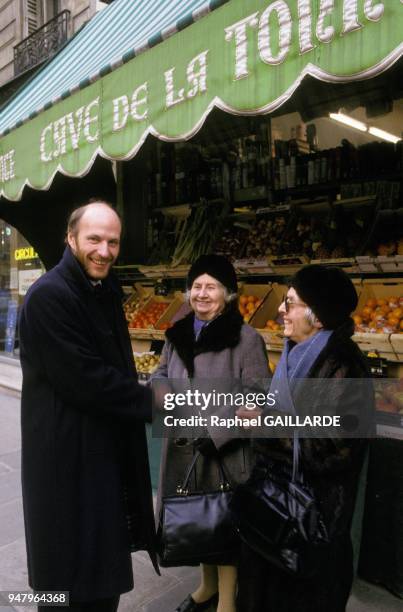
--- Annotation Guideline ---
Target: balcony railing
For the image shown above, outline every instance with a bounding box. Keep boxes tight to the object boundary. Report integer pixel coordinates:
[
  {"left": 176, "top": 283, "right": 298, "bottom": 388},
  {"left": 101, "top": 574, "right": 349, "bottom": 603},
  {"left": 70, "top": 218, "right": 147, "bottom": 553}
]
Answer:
[{"left": 14, "top": 10, "right": 71, "bottom": 76}]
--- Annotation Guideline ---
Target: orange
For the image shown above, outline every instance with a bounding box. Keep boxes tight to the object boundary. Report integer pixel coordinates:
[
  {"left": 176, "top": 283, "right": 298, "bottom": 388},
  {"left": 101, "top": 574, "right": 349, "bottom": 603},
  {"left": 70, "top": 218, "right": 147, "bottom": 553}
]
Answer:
[
  {"left": 366, "top": 298, "right": 377, "bottom": 309},
  {"left": 353, "top": 315, "right": 363, "bottom": 326},
  {"left": 379, "top": 304, "right": 391, "bottom": 316},
  {"left": 392, "top": 307, "right": 402, "bottom": 319},
  {"left": 370, "top": 310, "right": 383, "bottom": 322},
  {"left": 240, "top": 295, "right": 248, "bottom": 305},
  {"left": 361, "top": 307, "right": 373, "bottom": 320},
  {"left": 247, "top": 295, "right": 256, "bottom": 303},
  {"left": 246, "top": 302, "right": 256, "bottom": 313},
  {"left": 377, "top": 298, "right": 387, "bottom": 307},
  {"left": 388, "top": 317, "right": 399, "bottom": 329}
]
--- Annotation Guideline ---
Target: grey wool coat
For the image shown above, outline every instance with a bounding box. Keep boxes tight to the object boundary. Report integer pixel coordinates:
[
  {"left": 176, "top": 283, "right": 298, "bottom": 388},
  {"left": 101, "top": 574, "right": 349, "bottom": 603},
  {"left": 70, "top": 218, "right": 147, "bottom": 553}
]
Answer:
[{"left": 151, "top": 307, "right": 270, "bottom": 564}]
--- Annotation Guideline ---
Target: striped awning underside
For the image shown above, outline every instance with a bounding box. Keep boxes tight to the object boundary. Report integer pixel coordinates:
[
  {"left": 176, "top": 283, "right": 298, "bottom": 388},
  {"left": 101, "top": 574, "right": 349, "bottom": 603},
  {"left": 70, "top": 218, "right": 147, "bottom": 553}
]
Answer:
[{"left": 0, "top": 0, "right": 229, "bottom": 136}]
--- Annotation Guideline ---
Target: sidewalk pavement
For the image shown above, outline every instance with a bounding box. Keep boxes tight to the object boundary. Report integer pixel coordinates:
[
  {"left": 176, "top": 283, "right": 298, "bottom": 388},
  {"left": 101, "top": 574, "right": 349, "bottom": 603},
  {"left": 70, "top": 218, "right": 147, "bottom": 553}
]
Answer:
[
  {"left": 0, "top": 374, "right": 402, "bottom": 611},
  {"left": 0, "top": 357, "right": 22, "bottom": 394}
]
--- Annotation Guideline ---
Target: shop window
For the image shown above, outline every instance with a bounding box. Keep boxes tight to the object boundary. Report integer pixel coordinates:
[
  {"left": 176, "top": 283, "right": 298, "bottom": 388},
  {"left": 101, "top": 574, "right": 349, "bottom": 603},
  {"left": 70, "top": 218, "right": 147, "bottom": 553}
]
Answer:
[{"left": 0, "top": 222, "right": 45, "bottom": 358}]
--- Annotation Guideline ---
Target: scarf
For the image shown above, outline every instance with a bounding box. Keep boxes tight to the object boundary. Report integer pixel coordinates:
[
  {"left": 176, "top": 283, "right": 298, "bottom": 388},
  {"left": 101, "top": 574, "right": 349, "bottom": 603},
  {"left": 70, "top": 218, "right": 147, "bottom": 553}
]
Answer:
[
  {"left": 193, "top": 316, "right": 209, "bottom": 340},
  {"left": 270, "top": 330, "right": 333, "bottom": 414}
]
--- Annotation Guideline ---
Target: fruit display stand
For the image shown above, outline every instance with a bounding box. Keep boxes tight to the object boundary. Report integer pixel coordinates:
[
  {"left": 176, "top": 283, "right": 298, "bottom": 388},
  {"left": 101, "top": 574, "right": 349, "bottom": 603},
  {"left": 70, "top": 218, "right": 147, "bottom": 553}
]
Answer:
[
  {"left": 352, "top": 279, "right": 403, "bottom": 362},
  {"left": 123, "top": 283, "right": 154, "bottom": 326},
  {"left": 311, "top": 257, "right": 358, "bottom": 273},
  {"left": 128, "top": 293, "right": 184, "bottom": 340},
  {"left": 238, "top": 284, "right": 270, "bottom": 324},
  {"left": 267, "top": 254, "right": 309, "bottom": 276},
  {"left": 376, "top": 255, "right": 403, "bottom": 273},
  {"left": 153, "top": 295, "right": 190, "bottom": 337},
  {"left": 356, "top": 256, "right": 403, "bottom": 275},
  {"left": 391, "top": 334, "right": 403, "bottom": 363},
  {"left": 133, "top": 352, "right": 161, "bottom": 381},
  {"left": 251, "top": 283, "right": 287, "bottom": 352},
  {"left": 233, "top": 258, "right": 275, "bottom": 275}
]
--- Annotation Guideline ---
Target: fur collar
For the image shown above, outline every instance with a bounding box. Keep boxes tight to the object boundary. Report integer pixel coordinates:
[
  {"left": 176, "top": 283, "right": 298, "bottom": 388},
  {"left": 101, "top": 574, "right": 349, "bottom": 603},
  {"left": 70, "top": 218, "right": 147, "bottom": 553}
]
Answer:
[{"left": 166, "top": 308, "right": 243, "bottom": 377}]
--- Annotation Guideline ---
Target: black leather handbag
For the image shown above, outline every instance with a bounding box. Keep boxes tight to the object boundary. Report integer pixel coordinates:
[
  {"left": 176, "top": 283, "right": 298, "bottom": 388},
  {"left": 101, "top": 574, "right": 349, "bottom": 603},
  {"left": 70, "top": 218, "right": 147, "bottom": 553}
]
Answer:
[
  {"left": 157, "top": 451, "right": 239, "bottom": 567},
  {"left": 230, "top": 434, "right": 331, "bottom": 577}
]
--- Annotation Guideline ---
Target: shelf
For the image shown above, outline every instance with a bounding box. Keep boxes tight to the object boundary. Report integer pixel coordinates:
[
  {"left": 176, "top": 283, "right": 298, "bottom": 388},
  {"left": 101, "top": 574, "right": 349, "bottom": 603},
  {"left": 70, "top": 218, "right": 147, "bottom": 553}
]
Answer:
[
  {"left": 333, "top": 195, "right": 377, "bottom": 209},
  {"left": 273, "top": 182, "right": 339, "bottom": 197},
  {"left": 153, "top": 204, "right": 191, "bottom": 217},
  {"left": 152, "top": 198, "right": 227, "bottom": 215},
  {"left": 256, "top": 204, "right": 291, "bottom": 214}
]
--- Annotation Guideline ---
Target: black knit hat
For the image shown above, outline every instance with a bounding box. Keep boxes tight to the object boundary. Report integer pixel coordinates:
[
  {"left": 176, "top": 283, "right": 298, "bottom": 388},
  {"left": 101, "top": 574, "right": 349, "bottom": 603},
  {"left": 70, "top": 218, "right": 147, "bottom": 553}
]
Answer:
[
  {"left": 187, "top": 254, "right": 238, "bottom": 293},
  {"left": 290, "top": 265, "right": 358, "bottom": 330}
]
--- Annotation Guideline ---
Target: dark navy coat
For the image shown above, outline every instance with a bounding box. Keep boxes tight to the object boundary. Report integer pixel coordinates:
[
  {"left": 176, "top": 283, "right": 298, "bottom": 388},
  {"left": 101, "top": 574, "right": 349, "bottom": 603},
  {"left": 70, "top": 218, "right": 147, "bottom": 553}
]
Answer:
[
  {"left": 19, "top": 247, "right": 158, "bottom": 602},
  {"left": 239, "top": 321, "right": 374, "bottom": 612}
]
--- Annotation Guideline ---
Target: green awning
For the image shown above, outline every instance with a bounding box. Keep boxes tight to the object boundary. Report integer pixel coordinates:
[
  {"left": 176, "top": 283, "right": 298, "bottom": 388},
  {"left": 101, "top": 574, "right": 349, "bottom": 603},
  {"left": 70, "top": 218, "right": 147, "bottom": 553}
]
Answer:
[{"left": 0, "top": 0, "right": 402, "bottom": 201}]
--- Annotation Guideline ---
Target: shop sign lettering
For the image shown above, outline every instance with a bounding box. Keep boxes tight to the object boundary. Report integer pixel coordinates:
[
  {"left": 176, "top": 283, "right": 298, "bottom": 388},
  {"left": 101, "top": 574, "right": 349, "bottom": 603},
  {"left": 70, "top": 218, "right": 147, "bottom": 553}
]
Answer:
[
  {"left": 33, "top": 0, "right": 392, "bottom": 167},
  {"left": 164, "top": 50, "right": 209, "bottom": 109},
  {"left": 14, "top": 247, "right": 39, "bottom": 261},
  {"left": 225, "top": 0, "right": 385, "bottom": 79},
  {"left": 112, "top": 82, "right": 148, "bottom": 131},
  {"left": 0, "top": 149, "right": 15, "bottom": 183},
  {"left": 40, "top": 97, "right": 100, "bottom": 162}
]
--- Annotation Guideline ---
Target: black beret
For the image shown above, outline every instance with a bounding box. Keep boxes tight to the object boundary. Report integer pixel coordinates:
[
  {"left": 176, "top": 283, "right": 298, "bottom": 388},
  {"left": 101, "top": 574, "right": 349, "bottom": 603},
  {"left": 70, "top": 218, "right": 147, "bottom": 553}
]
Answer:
[
  {"left": 290, "top": 265, "right": 358, "bottom": 330},
  {"left": 187, "top": 254, "right": 238, "bottom": 294}
]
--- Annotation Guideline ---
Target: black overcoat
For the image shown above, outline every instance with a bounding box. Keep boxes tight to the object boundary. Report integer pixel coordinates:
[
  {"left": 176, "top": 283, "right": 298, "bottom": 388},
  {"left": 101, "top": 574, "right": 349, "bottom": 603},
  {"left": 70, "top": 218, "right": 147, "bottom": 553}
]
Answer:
[
  {"left": 238, "top": 321, "right": 375, "bottom": 612},
  {"left": 19, "top": 247, "right": 158, "bottom": 602}
]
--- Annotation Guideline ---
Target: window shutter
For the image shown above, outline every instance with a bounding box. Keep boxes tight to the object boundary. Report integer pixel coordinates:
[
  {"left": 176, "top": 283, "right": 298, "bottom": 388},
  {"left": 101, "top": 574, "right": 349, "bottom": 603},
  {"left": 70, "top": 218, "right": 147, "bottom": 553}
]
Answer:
[{"left": 26, "top": 0, "right": 41, "bottom": 35}]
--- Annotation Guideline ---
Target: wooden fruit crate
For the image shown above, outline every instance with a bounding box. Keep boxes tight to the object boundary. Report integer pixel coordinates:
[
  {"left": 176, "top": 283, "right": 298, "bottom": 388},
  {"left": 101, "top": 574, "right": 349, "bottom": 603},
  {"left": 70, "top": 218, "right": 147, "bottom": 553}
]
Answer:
[{"left": 252, "top": 283, "right": 287, "bottom": 352}]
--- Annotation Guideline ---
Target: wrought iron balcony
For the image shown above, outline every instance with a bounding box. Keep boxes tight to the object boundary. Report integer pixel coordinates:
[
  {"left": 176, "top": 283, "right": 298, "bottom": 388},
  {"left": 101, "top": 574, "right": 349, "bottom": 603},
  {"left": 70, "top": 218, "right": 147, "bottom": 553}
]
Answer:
[{"left": 14, "top": 10, "right": 71, "bottom": 77}]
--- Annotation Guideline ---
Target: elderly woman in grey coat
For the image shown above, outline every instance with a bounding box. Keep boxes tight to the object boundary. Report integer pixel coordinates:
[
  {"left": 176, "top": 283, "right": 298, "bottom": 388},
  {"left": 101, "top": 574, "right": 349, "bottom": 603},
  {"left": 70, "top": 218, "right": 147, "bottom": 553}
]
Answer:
[{"left": 152, "top": 254, "right": 269, "bottom": 612}]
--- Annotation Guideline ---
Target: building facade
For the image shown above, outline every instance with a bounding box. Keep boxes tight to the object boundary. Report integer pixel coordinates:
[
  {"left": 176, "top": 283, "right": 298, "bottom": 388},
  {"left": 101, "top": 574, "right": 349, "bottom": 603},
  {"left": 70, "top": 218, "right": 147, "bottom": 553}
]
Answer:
[
  {"left": 0, "top": 0, "right": 110, "bottom": 87},
  {"left": 0, "top": 0, "right": 112, "bottom": 355}
]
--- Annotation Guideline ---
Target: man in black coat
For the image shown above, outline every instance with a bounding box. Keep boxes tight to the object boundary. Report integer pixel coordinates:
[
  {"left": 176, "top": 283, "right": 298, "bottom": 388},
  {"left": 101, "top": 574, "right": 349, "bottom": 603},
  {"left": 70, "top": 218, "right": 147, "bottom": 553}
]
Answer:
[{"left": 19, "top": 201, "right": 158, "bottom": 612}]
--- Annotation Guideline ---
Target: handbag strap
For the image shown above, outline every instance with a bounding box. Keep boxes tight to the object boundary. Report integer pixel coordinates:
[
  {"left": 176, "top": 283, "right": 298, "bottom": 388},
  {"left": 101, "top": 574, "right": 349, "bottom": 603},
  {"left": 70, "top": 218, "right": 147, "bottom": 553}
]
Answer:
[
  {"left": 292, "top": 430, "right": 301, "bottom": 483},
  {"left": 287, "top": 387, "right": 302, "bottom": 484},
  {"left": 178, "top": 450, "right": 232, "bottom": 494}
]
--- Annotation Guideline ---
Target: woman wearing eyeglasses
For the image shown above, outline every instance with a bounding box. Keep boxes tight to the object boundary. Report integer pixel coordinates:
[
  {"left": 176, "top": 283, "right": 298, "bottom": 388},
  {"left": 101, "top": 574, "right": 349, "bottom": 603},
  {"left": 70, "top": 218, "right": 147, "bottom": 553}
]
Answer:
[{"left": 237, "top": 264, "right": 374, "bottom": 612}]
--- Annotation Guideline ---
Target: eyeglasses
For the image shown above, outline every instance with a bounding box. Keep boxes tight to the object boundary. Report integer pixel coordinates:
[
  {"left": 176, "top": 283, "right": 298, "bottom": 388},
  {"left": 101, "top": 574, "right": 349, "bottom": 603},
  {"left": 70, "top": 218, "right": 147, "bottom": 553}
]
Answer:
[{"left": 281, "top": 294, "right": 307, "bottom": 313}]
